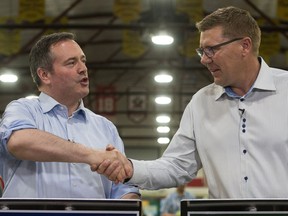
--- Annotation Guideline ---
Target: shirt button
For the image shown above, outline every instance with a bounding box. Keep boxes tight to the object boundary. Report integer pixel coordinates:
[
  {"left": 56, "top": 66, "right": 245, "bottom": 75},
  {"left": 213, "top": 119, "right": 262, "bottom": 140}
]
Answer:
[
  {"left": 242, "top": 124, "right": 246, "bottom": 128},
  {"left": 242, "top": 129, "right": 246, "bottom": 133},
  {"left": 244, "top": 176, "right": 248, "bottom": 181},
  {"left": 240, "top": 98, "right": 245, "bottom": 102},
  {"left": 243, "top": 149, "right": 247, "bottom": 154},
  {"left": 243, "top": 118, "right": 246, "bottom": 122}
]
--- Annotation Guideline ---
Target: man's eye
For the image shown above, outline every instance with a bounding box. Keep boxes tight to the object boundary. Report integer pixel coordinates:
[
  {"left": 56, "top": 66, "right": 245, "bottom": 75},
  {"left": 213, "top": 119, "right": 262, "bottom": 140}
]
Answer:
[
  {"left": 67, "top": 61, "right": 75, "bottom": 65},
  {"left": 205, "top": 47, "right": 213, "bottom": 53}
]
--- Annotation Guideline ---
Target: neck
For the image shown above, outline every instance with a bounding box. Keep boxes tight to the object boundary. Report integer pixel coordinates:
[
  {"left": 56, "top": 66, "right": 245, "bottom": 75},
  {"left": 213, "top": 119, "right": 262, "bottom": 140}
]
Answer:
[
  {"left": 41, "top": 90, "right": 81, "bottom": 116},
  {"left": 231, "top": 57, "right": 260, "bottom": 96},
  {"left": 66, "top": 100, "right": 81, "bottom": 116}
]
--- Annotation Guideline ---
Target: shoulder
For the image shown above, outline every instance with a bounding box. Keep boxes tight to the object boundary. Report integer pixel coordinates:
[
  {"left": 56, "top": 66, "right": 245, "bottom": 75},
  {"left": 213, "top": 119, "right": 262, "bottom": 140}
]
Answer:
[
  {"left": 261, "top": 58, "right": 288, "bottom": 79},
  {"left": 189, "top": 83, "right": 221, "bottom": 105},
  {"left": 5, "top": 97, "right": 41, "bottom": 112},
  {"left": 195, "top": 83, "right": 219, "bottom": 95},
  {"left": 270, "top": 67, "right": 288, "bottom": 77}
]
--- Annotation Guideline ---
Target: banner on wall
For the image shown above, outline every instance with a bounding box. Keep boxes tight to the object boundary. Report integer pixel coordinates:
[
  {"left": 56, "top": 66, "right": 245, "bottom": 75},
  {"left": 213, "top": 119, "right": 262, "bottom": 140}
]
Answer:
[
  {"left": 127, "top": 88, "right": 148, "bottom": 123},
  {"left": 19, "top": 0, "right": 45, "bottom": 23},
  {"left": 113, "top": 0, "right": 141, "bottom": 23},
  {"left": 95, "top": 85, "right": 116, "bottom": 115},
  {"left": 277, "top": 0, "right": 288, "bottom": 22},
  {"left": 122, "top": 30, "right": 147, "bottom": 58},
  {"left": 0, "top": 17, "right": 21, "bottom": 56}
]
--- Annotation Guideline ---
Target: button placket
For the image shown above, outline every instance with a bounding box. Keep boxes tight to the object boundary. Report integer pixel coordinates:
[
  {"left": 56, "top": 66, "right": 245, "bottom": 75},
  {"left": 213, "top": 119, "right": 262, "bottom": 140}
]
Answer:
[{"left": 238, "top": 97, "right": 249, "bottom": 194}]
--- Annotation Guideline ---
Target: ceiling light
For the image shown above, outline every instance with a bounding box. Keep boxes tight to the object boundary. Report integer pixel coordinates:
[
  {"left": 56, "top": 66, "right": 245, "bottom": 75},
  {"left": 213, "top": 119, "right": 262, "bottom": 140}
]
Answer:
[
  {"left": 155, "top": 96, "right": 171, "bottom": 105},
  {"left": 154, "top": 74, "right": 173, "bottom": 83},
  {"left": 156, "top": 115, "right": 170, "bottom": 123},
  {"left": 157, "top": 137, "right": 170, "bottom": 144},
  {"left": 26, "top": 95, "right": 39, "bottom": 99},
  {"left": 0, "top": 74, "right": 18, "bottom": 83},
  {"left": 151, "top": 31, "right": 174, "bottom": 45},
  {"left": 157, "top": 126, "right": 170, "bottom": 133}
]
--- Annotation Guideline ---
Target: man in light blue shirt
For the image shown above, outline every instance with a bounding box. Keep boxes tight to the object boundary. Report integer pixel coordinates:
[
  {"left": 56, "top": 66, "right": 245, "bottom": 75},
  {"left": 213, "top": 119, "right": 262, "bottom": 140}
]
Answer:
[
  {"left": 0, "top": 32, "right": 139, "bottom": 199},
  {"left": 160, "top": 185, "right": 194, "bottom": 216}
]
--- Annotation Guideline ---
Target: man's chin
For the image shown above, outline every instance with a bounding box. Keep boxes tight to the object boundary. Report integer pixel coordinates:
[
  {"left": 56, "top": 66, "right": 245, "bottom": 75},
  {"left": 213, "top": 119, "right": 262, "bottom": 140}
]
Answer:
[
  {"left": 213, "top": 78, "right": 221, "bottom": 85},
  {"left": 80, "top": 90, "right": 89, "bottom": 98}
]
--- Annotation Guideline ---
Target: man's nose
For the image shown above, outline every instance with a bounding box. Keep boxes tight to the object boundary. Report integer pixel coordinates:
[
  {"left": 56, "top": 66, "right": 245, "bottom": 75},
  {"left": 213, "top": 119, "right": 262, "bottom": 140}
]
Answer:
[
  {"left": 78, "top": 63, "right": 88, "bottom": 74},
  {"left": 200, "top": 54, "right": 212, "bottom": 65}
]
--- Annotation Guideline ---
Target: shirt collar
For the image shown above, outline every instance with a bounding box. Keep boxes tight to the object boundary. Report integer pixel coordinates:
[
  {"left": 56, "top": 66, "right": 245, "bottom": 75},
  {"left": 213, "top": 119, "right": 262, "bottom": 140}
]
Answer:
[
  {"left": 214, "top": 57, "right": 276, "bottom": 100},
  {"left": 39, "top": 92, "right": 87, "bottom": 119}
]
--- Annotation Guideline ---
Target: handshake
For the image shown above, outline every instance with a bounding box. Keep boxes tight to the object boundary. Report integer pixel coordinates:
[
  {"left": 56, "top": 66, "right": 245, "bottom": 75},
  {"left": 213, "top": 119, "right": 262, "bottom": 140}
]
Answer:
[{"left": 90, "top": 144, "right": 133, "bottom": 184}]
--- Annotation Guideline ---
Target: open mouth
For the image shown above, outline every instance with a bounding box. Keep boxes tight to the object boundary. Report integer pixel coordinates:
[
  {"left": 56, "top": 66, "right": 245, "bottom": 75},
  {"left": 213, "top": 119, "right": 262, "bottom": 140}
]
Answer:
[{"left": 80, "top": 77, "right": 89, "bottom": 85}]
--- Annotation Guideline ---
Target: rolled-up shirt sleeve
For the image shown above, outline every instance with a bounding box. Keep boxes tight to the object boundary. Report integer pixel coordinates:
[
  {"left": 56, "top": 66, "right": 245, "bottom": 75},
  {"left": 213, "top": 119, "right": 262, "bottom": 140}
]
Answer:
[{"left": 0, "top": 99, "right": 38, "bottom": 158}]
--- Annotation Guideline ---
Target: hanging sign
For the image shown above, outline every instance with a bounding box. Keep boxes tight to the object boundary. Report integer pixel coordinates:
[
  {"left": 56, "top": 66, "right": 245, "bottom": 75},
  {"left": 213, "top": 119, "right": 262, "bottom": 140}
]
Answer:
[
  {"left": 95, "top": 85, "right": 116, "bottom": 115},
  {"left": 0, "top": 18, "right": 20, "bottom": 56},
  {"left": 127, "top": 88, "right": 148, "bottom": 123},
  {"left": 19, "top": 0, "right": 45, "bottom": 22},
  {"left": 113, "top": 0, "right": 141, "bottom": 23},
  {"left": 277, "top": 0, "right": 288, "bottom": 22}
]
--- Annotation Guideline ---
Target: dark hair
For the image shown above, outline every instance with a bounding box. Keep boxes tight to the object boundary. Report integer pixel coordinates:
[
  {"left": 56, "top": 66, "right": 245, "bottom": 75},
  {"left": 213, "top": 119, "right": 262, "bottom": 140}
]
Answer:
[
  {"left": 29, "top": 32, "right": 76, "bottom": 87},
  {"left": 196, "top": 6, "right": 261, "bottom": 55}
]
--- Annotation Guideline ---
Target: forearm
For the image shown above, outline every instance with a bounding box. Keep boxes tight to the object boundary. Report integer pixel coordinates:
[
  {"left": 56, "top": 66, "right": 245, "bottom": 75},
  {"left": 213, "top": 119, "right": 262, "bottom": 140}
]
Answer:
[{"left": 7, "top": 128, "right": 104, "bottom": 165}]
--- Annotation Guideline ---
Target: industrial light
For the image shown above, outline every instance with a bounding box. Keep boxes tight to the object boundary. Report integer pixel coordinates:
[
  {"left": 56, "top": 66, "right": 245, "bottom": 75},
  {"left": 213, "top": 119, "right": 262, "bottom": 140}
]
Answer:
[
  {"left": 157, "top": 137, "right": 170, "bottom": 144},
  {"left": 26, "top": 95, "right": 39, "bottom": 99},
  {"left": 0, "top": 73, "right": 18, "bottom": 83},
  {"left": 156, "top": 115, "right": 170, "bottom": 123},
  {"left": 154, "top": 74, "right": 173, "bottom": 83},
  {"left": 155, "top": 96, "right": 171, "bottom": 105},
  {"left": 151, "top": 31, "right": 174, "bottom": 45},
  {"left": 157, "top": 126, "right": 170, "bottom": 133}
]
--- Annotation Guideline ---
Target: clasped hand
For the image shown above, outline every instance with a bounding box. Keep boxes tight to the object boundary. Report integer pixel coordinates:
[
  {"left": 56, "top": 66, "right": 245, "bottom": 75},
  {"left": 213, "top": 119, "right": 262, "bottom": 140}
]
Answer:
[{"left": 91, "top": 144, "right": 133, "bottom": 184}]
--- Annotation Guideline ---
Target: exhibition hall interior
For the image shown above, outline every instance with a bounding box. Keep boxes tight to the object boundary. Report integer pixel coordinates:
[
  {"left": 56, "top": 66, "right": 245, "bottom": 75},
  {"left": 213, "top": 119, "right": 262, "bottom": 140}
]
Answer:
[{"left": 0, "top": 0, "right": 288, "bottom": 215}]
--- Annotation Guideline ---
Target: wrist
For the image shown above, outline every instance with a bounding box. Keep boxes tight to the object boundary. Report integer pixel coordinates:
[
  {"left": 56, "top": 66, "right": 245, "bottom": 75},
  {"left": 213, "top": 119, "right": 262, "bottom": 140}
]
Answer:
[{"left": 124, "top": 159, "right": 133, "bottom": 183}]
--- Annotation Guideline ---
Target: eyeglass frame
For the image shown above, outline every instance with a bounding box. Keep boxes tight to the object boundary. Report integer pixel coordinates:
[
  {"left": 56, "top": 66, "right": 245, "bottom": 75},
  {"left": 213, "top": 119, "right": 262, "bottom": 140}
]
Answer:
[{"left": 196, "top": 37, "right": 244, "bottom": 58}]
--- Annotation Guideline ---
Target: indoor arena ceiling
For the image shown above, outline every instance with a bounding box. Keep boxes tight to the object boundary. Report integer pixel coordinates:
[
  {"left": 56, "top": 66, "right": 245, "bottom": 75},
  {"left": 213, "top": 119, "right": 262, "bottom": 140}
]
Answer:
[{"left": 0, "top": 0, "right": 288, "bottom": 150}]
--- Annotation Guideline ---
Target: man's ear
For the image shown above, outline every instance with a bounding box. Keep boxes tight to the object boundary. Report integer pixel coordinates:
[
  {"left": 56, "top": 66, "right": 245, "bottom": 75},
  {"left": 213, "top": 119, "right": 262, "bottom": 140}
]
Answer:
[
  {"left": 37, "top": 68, "right": 50, "bottom": 84},
  {"left": 241, "top": 37, "right": 252, "bottom": 54}
]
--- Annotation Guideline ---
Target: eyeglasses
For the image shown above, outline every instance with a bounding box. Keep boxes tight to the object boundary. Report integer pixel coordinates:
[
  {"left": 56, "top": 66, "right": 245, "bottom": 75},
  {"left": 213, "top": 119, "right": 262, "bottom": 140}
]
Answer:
[{"left": 196, "top": 37, "right": 243, "bottom": 58}]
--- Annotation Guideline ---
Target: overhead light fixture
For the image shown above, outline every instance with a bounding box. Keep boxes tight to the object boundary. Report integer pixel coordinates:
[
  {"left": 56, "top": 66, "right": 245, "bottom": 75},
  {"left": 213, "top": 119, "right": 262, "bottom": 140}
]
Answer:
[
  {"left": 151, "top": 31, "right": 174, "bottom": 45},
  {"left": 26, "top": 95, "right": 39, "bottom": 99},
  {"left": 156, "top": 114, "right": 170, "bottom": 123},
  {"left": 155, "top": 96, "right": 171, "bottom": 105},
  {"left": 154, "top": 74, "right": 173, "bottom": 83},
  {"left": 0, "top": 73, "right": 18, "bottom": 83},
  {"left": 157, "top": 137, "right": 170, "bottom": 144},
  {"left": 157, "top": 126, "right": 170, "bottom": 133}
]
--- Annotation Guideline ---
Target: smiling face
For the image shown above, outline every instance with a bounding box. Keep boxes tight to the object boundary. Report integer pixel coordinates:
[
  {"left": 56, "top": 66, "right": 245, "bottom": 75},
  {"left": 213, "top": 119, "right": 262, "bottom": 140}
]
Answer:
[
  {"left": 38, "top": 39, "right": 89, "bottom": 106},
  {"left": 199, "top": 26, "right": 244, "bottom": 87}
]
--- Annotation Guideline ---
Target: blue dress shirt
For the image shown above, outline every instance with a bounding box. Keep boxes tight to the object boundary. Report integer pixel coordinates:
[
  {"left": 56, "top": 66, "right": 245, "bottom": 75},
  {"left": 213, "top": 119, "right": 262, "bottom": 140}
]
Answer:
[
  {"left": 161, "top": 190, "right": 194, "bottom": 214},
  {"left": 0, "top": 93, "right": 139, "bottom": 198}
]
